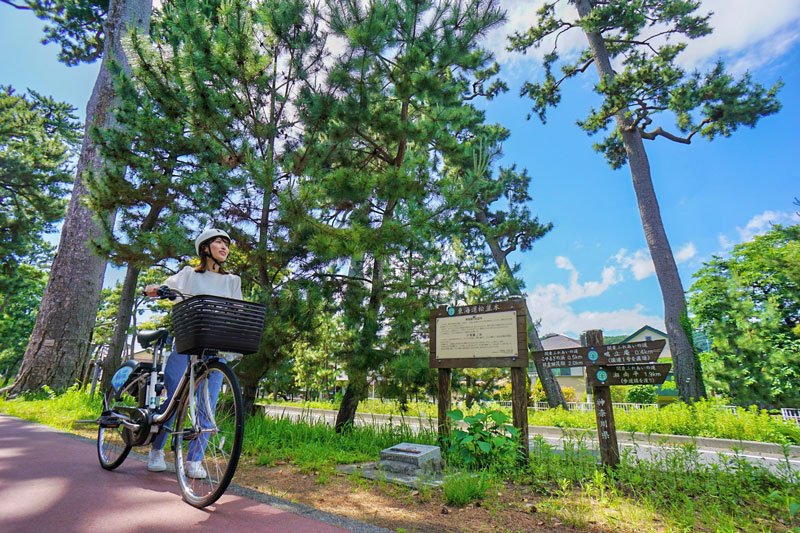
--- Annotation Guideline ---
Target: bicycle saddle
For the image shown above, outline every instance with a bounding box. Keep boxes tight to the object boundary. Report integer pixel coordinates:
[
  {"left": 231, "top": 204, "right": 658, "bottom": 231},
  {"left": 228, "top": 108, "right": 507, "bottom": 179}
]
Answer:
[{"left": 137, "top": 329, "right": 170, "bottom": 349}]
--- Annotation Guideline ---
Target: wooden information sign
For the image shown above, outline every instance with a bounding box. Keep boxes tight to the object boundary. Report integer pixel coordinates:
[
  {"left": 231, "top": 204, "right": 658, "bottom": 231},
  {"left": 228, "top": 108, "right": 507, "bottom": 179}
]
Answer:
[
  {"left": 430, "top": 298, "right": 529, "bottom": 459},
  {"left": 586, "top": 362, "right": 671, "bottom": 387},
  {"left": 430, "top": 299, "right": 528, "bottom": 369},
  {"left": 530, "top": 339, "right": 665, "bottom": 369}
]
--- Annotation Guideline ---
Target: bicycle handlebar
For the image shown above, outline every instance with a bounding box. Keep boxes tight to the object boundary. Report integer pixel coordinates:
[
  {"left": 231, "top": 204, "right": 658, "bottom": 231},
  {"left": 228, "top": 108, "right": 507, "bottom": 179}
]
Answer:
[{"left": 157, "top": 285, "right": 181, "bottom": 300}]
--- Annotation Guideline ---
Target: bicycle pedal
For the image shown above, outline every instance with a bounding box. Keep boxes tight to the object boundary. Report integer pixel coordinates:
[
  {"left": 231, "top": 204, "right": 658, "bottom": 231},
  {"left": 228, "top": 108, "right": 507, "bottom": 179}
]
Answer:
[{"left": 99, "top": 415, "right": 121, "bottom": 428}]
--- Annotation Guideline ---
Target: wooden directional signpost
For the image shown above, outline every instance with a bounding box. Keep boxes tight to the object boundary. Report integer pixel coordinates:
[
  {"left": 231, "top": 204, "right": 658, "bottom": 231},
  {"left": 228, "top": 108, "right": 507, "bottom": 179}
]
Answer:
[
  {"left": 531, "top": 330, "right": 670, "bottom": 467},
  {"left": 430, "top": 298, "right": 529, "bottom": 458},
  {"left": 535, "top": 339, "right": 666, "bottom": 369}
]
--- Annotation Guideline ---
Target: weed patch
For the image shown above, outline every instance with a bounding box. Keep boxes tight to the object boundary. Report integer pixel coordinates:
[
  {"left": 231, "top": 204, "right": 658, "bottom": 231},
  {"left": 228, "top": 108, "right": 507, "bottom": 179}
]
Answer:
[{"left": 442, "top": 471, "right": 494, "bottom": 507}]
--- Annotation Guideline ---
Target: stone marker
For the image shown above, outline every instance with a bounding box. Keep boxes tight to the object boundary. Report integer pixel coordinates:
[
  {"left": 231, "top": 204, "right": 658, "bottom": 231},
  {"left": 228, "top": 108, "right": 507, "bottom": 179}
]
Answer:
[{"left": 377, "top": 443, "right": 442, "bottom": 475}]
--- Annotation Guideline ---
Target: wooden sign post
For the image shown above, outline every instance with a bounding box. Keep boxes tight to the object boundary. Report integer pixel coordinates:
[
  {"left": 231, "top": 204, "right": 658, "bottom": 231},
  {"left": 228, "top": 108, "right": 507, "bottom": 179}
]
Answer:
[
  {"left": 430, "top": 298, "right": 529, "bottom": 459},
  {"left": 531, "top": 329, "right": 671, "bottom": 468},
  {"left": 582, "top": 330, "right": 619, "bottom": 467}
]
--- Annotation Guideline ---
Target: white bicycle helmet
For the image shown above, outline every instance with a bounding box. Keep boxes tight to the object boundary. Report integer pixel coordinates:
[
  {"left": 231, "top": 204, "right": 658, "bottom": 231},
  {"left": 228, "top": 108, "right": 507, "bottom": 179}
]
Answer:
[{"left": 195, "top": 228, "right": 231, "bottom": 255}]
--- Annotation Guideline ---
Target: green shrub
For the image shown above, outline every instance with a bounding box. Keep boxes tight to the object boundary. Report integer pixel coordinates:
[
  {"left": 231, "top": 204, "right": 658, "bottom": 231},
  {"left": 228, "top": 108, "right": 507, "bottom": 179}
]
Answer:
[
  {"left": 529, "top": 380, "right": 546, "bottom": 403},
  {"left": 445, "top": 409, "right": 520, "bottom": 471},
  {"left": 625, "top": 385, "right": 657, "bottom": 404}
]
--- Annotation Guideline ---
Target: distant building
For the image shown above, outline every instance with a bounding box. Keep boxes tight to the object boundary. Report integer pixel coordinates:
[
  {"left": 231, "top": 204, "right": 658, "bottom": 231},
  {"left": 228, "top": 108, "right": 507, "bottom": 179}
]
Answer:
[{"left": 620, "top": 325, "right": 672, "bottom": 360}]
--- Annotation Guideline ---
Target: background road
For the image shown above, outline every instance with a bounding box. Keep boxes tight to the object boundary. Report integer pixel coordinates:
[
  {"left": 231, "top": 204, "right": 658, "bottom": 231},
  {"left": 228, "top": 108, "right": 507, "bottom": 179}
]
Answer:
[
  {"left": 260, "top": 404, "right": 800, "bottom": 475},
  {"left": 0, "top": 415, "right": 388, "bottom": 533}
]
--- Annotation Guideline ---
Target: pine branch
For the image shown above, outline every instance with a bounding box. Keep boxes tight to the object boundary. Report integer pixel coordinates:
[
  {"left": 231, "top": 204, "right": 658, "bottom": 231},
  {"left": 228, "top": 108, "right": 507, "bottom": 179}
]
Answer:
[
  {"left": 1, "top": 0, "right": 31, "bottom": 9},
  {"left": 640, "top": 118, "right": 711, "bottom": 145}
]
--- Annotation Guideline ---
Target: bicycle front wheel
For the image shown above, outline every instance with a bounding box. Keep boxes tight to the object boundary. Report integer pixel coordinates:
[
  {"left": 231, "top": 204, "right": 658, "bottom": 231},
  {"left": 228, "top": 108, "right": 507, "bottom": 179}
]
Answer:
[
  {"left": 173, "top": 360, "right": 244, "bottom": 508},
  {"left": 97, "top": 391, "right": 132, "bottom": 470}
]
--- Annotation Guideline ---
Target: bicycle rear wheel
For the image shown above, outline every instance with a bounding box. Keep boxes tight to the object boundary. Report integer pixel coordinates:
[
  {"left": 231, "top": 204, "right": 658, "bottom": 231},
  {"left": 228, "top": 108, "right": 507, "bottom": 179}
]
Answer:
[{"left": 174, "top": 360, "right": 244, "bottom": 508}]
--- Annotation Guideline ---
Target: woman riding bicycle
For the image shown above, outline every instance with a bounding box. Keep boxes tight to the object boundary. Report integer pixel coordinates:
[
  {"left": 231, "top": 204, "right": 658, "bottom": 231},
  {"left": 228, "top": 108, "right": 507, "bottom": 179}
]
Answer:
[{"left": 144, "top": 228, "right": 242, "bottom": 476}]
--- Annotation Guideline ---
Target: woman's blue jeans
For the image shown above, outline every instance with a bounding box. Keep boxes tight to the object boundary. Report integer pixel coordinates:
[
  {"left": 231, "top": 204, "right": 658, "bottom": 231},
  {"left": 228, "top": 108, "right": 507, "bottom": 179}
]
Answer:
[{"left": 152, "top": 351, "right": 223, "bottom": 462}]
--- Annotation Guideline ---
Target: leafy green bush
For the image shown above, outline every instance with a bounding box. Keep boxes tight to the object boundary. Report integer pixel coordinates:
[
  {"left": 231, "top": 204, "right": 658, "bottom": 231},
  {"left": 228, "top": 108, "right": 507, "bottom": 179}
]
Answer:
[
  {"left": 445, "top": 409, "right": 520, "bottom": 471},
  {"left": 625, "top": 385, "right": 657, "bottom": 404}
]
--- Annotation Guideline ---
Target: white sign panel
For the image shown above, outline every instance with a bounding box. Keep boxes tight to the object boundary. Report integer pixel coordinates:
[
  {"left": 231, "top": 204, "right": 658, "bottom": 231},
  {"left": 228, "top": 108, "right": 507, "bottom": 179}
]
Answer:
[{"left": 435, "top": 310, "right": 518, "bottom": 359}]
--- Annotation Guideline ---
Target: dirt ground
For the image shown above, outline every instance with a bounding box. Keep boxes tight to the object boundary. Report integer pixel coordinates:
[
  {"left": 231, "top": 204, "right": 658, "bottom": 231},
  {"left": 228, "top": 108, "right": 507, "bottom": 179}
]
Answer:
[{"left": 234, "top": 458, "right": 608, "bottom": 533}]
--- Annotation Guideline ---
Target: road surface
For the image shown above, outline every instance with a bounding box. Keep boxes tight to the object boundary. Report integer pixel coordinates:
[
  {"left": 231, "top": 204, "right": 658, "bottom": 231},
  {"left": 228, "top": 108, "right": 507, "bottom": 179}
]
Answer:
[{"left": 0, "top": 415, "right": 388, "bottom": 533}]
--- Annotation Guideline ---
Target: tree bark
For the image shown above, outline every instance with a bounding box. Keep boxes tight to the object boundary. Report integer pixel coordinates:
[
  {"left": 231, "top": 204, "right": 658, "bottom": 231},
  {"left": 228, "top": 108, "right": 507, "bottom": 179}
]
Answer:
[
  {"left": 475, "top": 208, "right": 567, "bottom": 408},
  {"left": 6, "top": 0, "right": 153, "bottom": 395},
  {"left": 573, "top": 0, "right": 703, "bottom": 401}
]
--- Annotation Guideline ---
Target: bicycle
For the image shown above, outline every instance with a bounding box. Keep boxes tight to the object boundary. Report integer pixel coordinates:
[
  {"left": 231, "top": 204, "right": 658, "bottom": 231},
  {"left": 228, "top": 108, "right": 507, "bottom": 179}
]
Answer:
[{"left": 92, "top": 286, "right": 265, "bottom": 508}]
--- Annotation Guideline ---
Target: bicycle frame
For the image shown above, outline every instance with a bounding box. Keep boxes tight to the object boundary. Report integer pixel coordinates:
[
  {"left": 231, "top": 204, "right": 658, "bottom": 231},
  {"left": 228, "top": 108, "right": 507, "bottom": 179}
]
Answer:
[
  {"left": 102, "top": 293, "right": 223, "bottom": 443},
  {"left": 107, "top": 349, "right": 220, "bottom": 444}
]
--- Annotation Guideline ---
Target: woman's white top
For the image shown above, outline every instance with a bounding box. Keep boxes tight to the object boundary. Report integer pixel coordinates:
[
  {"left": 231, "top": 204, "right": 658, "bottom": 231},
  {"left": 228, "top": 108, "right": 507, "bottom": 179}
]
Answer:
[{"left": 163, "top": 266, "right": 242, "bottom": 300}]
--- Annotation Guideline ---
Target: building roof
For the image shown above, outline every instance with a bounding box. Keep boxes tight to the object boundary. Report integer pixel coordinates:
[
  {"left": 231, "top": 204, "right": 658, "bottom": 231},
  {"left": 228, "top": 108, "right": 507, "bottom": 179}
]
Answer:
[
  {"left": 621, "top": 325, "right": 668, "bottom": 343},
  {"left": 540, "top": 333, "right": 581, "bottom": 350}
]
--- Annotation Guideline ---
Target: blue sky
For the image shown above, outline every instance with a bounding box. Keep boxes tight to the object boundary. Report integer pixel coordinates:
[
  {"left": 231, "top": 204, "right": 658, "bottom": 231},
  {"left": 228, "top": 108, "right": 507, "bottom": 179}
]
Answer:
[{"left": 2, "top": 1, "right": 799, "bottom": 337}]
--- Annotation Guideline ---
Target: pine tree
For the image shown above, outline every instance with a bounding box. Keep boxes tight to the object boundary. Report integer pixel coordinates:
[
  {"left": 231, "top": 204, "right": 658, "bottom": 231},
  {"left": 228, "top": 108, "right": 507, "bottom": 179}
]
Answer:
[
  {"left": 508, "top": 0, "right": 782, "bottom": 401},
  {"left": 85, "top": 34, "right": 235, "bottom": 392},
  {"left": 444, "top": 140, "right": 563, "bottom": 407},
  {"left": 110, "top": 0, "right": 328, "bottom": 413},
  {"left": 293, "top": 0, "right": 511, "bottom": 429},
  {"left": 0, "top": 85, "right": 79, "bottom": 296}
]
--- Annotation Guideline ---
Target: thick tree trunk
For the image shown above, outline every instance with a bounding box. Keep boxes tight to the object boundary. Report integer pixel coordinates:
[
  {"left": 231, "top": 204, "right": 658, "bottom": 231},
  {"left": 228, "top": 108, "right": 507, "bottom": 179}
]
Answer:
[
  {"left": 475, "top": 208, "right": 567, "bottom": 408},
  {"left": 6, "top": 0, "right": 152, "bottom": 395},
  {"left": 335, "top": 371, "right": 368, "bottom": 431},
  {"left": 574, "top": 0, "right": 704, "bottom": 401},
  {"left": 242, "top": 381, "right": 259, "bottom": 417}
]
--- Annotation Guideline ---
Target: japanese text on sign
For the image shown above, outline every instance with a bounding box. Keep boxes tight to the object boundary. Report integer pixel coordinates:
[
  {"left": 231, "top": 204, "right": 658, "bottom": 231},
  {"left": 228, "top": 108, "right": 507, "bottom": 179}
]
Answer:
[{"left": 435, "top": 310, "right": 518, "bottom": 359}]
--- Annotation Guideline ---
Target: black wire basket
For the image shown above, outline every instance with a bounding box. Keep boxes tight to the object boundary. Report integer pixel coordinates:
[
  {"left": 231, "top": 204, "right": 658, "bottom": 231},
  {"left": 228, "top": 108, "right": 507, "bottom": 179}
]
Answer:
[{"left": 172, "top": 295, "right": 266, "bottom": 355}]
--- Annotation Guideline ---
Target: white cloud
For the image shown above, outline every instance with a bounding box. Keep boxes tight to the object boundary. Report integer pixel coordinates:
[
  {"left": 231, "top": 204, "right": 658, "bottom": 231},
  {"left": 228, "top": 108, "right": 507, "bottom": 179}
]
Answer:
[
  {"left": 541, "top": 255, "right": 620, "bottom": 305},
  {"left": 674, "top": 242, "right": 697, "bottom": 263},
  {"left": 614, "top": 248, "right": 655, "bottom": 281},
  {"left": 718, "top": 233, "right": 734, "bottom": 250},
  {"left": 679, "top": 0, "right": 800, "bottom": 72},
  {"left": 614, "top": 243, "right": 696, "bottom": 280},
  {"left": 487, "top": 0, "right": 583, "bottom": 75},
  {"left": 526, "top": 255, "right": 663, "bottom": 336},
  {"left": 719, "top": 210, "right": 800, "bottom": 249},
  {"left": 528, "top": 292, "right": 664, "bottom": 337}
]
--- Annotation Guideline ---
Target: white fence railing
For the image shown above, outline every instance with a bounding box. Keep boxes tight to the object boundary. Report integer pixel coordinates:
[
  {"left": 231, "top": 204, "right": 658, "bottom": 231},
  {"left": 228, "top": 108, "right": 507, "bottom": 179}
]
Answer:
[
  {"left": 782, "top": 408, "right": 800, "bottom": 424},
  {"left": 492, "top": 401, "right": 800, "bottom": 424}
]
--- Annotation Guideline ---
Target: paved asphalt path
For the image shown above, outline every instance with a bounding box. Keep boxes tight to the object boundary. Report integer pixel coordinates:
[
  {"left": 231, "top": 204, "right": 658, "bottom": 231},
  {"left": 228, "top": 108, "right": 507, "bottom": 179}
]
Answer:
[{"left": 0, "top": 415, "right": 389, "bottom": 533}]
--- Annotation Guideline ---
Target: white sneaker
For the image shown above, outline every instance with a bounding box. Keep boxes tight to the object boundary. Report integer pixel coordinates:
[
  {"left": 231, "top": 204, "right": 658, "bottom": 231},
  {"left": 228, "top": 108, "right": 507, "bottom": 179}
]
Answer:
[
  {"left": 185, "top": 461, "right": 207, "bottom": 479},
  {"left": 148, "top": 449, "right": 166, "bottom": 472}
]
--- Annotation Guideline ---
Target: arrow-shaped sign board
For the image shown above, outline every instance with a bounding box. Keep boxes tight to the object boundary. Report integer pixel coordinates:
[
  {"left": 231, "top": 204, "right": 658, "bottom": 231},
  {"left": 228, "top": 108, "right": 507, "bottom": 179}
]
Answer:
[
  {"left": 531, "top": 339, "right": 666, "bottom": 369},
  {"left": 587, "top": 362, "right": 672, "bottom": 387}
]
